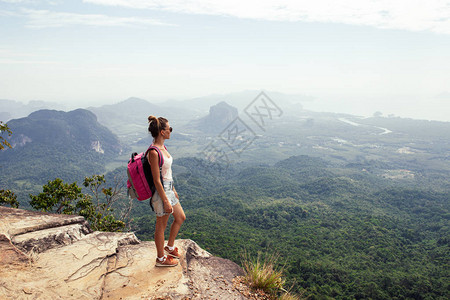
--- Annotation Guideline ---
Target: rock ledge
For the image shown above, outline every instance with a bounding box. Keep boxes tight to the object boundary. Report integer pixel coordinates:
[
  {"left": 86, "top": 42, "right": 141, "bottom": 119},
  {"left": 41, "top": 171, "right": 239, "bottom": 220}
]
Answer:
[{"left": 0, "top": 207, "right": 245, "bottom": 299}]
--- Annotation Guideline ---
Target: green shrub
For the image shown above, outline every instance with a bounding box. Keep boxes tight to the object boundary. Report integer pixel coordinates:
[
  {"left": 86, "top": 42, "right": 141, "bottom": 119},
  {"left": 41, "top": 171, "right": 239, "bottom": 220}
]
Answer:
[{"left": 0, "top": 189, "right": 19, "bottom": 208}]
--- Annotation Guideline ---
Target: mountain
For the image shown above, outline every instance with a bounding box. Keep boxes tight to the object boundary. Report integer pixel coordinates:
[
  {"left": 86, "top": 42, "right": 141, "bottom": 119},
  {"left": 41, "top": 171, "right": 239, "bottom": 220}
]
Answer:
[
  {"left": 0, "top": 99, "right": 66, "bottom": 122},
  {"left": 0, "top": 109, "right": 122, "bottom": 204},
  {"left": 88, "top": 97, "right": 160, "bottom": 126},
  {"left": 87, "top": 97, "right": 198, "bottom": 144},
  {"left": 192, "top": 101, "right": 239, "bottom": 133},
  {"left": 5, "top": 109, "right": 120, "bottom": 155}
]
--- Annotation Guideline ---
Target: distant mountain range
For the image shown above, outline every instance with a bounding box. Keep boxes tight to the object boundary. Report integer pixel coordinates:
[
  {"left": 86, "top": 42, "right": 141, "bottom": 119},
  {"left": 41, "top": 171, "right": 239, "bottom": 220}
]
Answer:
[
  {"left": 87, "top": 96, "right": 200, "bottom": 126},
  {"left": 2, "top": 92, "right": 448, "bottom": 193},
  {"left": 0, "top": 99, "right": 66, "bottom": 122},
  {"left": 86, "top": 97, "right": 200, "bottom": 143},
  {"left": 87, "top": 97, "right": 161, "bottom": 136},
  {"left": 1, "top": 91, "right": 307, "bottom": 137}
]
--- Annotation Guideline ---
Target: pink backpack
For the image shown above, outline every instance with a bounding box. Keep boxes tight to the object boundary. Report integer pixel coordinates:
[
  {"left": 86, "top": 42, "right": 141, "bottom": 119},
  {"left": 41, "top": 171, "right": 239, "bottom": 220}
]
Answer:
[{"left": 127, "top": 145, "right": 164, "bottom": 204}]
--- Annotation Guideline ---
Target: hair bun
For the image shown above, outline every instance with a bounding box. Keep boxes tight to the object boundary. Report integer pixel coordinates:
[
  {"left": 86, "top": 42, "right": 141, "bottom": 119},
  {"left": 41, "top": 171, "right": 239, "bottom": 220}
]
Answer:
[{"left": 147, "top": 115, "right": 168, "bottom": 138}]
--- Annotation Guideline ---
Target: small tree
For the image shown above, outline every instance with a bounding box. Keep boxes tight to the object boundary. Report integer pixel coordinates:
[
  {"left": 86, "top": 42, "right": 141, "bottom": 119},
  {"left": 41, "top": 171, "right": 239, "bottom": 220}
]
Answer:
[
  {"left": 30, "top": 178, "right": 85, "bottom": 214},
  {"left": 0, "top": 121, "right": 17, "bottom": 209},
  {"left": 30, "top": 176, "right": 130, "bottom": 232},
  {"left": 0, "top": 121, "right": 12, "bottom": 150},
  {"left": 0, "top": 189, "right": 19, "bottom": 208},
  {"left": 82, "top": 174, "right": 132, "bottom": 231}
]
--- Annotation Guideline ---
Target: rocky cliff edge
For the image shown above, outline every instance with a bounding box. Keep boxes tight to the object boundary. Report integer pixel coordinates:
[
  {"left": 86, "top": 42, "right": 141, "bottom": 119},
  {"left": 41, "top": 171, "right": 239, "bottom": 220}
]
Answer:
[{"left": 0, "top": 207, "right": 247, "bottom": 299}]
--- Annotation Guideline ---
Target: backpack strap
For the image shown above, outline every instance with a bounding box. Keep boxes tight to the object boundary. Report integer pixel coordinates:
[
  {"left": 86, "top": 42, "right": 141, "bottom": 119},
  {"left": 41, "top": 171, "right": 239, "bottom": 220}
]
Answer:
[{"left": 146, "top": 145, "right": 164, "bottom": 167}]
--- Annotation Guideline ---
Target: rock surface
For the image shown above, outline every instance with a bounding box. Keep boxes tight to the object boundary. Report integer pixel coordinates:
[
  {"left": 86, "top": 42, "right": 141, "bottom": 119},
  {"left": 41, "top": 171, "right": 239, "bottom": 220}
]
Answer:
[{"left": 0, "top": 207, "right": 246, "bottom": 299}]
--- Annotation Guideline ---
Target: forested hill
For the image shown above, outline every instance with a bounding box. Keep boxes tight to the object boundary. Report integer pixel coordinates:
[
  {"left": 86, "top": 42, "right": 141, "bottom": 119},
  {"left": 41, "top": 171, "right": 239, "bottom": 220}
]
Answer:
[
  {"left": 0, "top": 109, "right": 122, "bottom": 204},
  {"left": 132, "top": 154, "right": 449, "bottom": 299}
]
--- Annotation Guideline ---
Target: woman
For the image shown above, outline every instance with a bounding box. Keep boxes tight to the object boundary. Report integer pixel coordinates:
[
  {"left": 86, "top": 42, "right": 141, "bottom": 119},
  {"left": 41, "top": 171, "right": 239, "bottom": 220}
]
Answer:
[{"left": 147, "top": 115, "right": 186, "bottom": 267}]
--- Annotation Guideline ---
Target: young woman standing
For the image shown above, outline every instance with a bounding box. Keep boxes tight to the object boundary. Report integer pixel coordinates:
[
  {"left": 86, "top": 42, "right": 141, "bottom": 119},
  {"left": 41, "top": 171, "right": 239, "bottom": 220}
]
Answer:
[{"left": 147, "top": 116, "right": 186, "bottom": 267}]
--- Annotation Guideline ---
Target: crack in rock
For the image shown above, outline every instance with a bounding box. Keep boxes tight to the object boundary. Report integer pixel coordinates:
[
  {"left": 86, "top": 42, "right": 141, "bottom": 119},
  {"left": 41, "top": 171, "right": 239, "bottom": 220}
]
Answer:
[
  {"left": 65, "top": 254, "right": 114, "bottom": 283},
  {"left": 99, "top": 248, "right": 135, "bottom": 300}
]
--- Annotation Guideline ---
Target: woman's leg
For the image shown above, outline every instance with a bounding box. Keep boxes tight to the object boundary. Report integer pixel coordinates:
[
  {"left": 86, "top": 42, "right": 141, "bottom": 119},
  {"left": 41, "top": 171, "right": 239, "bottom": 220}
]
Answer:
[
  {"left": 155, "top": 214, "right": 170, "bottom": 258},
  {"left": 167, "top": 203, "right": 186, "bottom": 247}
]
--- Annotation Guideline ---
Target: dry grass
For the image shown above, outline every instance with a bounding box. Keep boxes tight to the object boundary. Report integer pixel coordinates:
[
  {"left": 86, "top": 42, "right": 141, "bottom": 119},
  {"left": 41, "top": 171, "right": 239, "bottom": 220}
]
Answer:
[
  {"left": 241, "top": 250, "right": 286, "bottom": 296},
  {"left": 279, "top": 292, "right": 303, "bottom": 300}
]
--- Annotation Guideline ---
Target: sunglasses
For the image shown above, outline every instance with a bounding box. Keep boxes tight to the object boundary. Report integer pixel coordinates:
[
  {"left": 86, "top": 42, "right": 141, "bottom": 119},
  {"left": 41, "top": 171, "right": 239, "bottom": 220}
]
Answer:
[{"left": 164, "top": 127, "right": 173, "bottom": 132}]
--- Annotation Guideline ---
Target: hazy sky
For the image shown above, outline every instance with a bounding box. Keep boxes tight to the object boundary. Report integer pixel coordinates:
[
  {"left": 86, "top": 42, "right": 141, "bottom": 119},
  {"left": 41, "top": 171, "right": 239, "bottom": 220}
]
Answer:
[{"left": 1, "top": 0, "right": 449, "bottom": 121}]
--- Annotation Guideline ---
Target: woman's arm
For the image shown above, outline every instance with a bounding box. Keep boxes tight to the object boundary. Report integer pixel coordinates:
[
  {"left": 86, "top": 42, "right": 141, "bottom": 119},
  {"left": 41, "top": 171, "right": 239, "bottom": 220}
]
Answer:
[{"left": 148, "top": 149, "right": 172, "bottom": 213}]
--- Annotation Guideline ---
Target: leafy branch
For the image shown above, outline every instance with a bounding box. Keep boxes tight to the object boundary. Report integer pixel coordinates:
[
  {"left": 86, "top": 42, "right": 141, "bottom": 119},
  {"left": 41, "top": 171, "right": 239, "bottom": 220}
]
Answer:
[
  {"left": 0, "top": 189, "right": 19, "bottom": 208},
  {"left": 0, "top": 121, "right": 12, "bottom": 150},
  {"left": 29, "top": 175, "right": 132, "bottom": 232}
]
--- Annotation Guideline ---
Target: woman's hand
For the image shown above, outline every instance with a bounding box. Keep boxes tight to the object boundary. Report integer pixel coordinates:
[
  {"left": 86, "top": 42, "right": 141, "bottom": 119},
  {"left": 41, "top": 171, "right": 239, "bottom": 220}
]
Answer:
[{"left": 164, "top": 201, "right": 173, "bottom": 214}]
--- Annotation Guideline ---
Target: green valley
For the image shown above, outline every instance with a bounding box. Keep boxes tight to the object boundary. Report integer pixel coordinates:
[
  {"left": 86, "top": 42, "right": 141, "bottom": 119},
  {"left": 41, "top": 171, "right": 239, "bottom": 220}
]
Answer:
[{"left": 132, "top": 155, "right": 449, "bottom": 299}]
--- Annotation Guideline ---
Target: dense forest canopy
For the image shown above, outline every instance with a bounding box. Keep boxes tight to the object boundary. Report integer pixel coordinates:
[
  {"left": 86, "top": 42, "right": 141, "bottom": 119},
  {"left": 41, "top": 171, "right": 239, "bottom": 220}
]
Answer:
[{"left": 132, "top": 155, "right": 449, "bottom": 299}]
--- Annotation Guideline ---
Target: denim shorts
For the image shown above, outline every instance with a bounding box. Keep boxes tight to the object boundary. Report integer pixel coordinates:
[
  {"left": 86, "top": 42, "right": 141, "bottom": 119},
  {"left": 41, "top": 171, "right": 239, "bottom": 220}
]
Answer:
[{"left": 151, "top": 181, "right": 179, "bottom": 217}]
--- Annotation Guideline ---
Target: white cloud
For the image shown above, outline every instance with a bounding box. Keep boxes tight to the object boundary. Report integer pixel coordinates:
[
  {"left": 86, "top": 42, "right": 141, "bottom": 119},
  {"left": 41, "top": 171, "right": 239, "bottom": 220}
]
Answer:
[
  {"left": 0, "top": 0, "right": 61, "bottom": 3},
  {"left": 84, "top": 0, "right": 450, "bottom": 34},
  {"left": 0, "top": 59, "right": 58, "bottom": 64},
  {"left": 0, "top": 9, "right": 21, "bottom": 16},
  {"left": 18, "top": 9, "right": 175, "bottom": 28},
  {"left": 0, "top": 0, "right": 44, "bottom": 3}
]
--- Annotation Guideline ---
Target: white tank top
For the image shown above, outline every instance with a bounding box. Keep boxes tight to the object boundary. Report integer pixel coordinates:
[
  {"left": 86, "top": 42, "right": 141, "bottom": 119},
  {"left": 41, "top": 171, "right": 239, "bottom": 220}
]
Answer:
[{"left": 161, "top": 153, "right": 173, "bottom": 182}]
